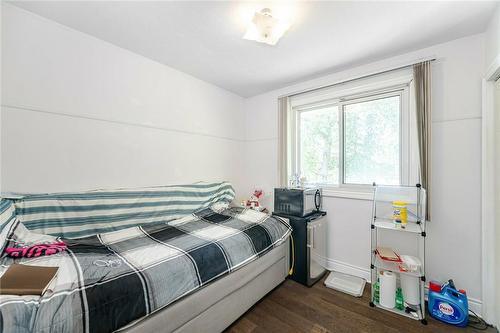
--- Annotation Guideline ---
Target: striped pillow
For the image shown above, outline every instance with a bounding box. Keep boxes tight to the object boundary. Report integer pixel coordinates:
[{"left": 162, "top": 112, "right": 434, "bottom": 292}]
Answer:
[
  {"left": 0, "top": 199, "right": 18, "bottom": 252},
  {"left": 14, "top": 182, "right": 235, "bottom": 239}
]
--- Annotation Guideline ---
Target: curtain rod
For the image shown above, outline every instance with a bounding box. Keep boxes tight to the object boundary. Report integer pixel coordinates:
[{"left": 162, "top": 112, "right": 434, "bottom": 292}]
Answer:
[{"left": 280, "top": 57, "right": 436, "bottom": 99}]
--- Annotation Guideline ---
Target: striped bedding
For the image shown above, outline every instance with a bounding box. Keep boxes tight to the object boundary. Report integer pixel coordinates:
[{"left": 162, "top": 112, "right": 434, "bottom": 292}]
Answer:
[
  {"left": 0, "top": 206, "right": 291, "bottom": 333},
  {"left": 0, "top": 200, "right": 18, "bottom": 253},
  {"left": 13, "top": 182, "right": 235, "bottom": 238}
]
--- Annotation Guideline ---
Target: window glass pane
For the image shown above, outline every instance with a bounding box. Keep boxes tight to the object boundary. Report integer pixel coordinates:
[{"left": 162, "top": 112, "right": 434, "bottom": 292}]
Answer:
[
  {"left": 344, "top": 95, "right": 400, "bottom": 185},
  {"left": 299, "top": 106, "right": 339, "bottom": 185}
]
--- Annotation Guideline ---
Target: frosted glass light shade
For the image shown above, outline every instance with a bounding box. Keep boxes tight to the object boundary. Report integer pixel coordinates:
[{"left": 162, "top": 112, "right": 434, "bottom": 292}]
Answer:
[{"left": 243, "top": 8, "right": 290, "bottom": 46}]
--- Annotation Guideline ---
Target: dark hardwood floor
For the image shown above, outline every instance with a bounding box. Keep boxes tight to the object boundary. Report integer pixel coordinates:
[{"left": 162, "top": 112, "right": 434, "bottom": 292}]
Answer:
[{"left": 225, "top": 276, "right": 497, "bottom": 333}]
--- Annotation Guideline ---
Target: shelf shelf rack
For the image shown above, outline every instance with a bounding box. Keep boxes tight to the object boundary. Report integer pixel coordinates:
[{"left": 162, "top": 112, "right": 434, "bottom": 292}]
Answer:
[{"left": 369, "top": 184, "right": 427, "bottom": 325}]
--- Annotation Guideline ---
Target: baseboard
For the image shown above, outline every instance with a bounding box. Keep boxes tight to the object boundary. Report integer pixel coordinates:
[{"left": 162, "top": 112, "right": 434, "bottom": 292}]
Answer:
[
  {"left": 323, "top": 258, "right": 371, "bottom": 282},
  {"left": 467, "top": 298, "right": 483, "bottom": 318}
]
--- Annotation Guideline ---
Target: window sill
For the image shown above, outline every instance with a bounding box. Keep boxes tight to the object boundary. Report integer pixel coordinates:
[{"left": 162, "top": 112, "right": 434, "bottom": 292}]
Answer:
[{"left": 322, "top": 188, "right": 374, "bottom": 201}]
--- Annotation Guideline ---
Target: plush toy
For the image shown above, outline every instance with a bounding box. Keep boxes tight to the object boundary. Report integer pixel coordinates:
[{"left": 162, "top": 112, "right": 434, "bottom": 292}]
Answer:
[{"left": 241, "top": 189, "right": 264, "bottom": 210}]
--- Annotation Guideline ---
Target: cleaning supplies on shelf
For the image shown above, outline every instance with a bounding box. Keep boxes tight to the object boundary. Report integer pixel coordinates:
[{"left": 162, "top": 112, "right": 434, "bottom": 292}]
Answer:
[
  {"left": 392, "top": 201, "right": 408, "bottom": 228},
  {"left": 373, "top": 280, "right": 380, "bottom": 303},
  {"left": 371, "top": 185, "right": 426, "bottom": 324},
  {"left": 428, "top": 280, "right": 468, "bottom": 327},
  {"left": 379, "top": 270, "right": 396, "bottom": 308},
  {"left": 395, "top": 288, "right": 404, "bottom": 310}
]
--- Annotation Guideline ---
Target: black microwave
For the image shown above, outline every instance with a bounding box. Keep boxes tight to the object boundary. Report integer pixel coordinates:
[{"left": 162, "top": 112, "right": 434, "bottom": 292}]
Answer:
[{"left": 274, "top": 188, "right": 322, "bottom": 217}]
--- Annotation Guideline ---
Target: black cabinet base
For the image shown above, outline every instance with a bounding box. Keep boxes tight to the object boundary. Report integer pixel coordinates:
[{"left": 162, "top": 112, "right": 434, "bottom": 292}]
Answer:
[{"left": 273, "top": 211, "right": 327, "bottom": 287}]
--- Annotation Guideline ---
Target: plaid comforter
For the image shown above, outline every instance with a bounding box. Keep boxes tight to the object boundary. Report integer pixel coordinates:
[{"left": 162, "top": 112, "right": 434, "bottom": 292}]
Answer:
[{"left": 0, "top": 206, "right": 291, "bottom": 333}]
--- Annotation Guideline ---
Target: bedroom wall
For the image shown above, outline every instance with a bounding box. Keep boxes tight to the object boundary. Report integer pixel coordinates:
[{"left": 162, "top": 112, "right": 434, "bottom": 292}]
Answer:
[
  {"left": 1, "top": 3, "right": 246, "bottom": 194},
  {"left": 494, "top": 79, "right": 500, "bottom": 328},
  {"left": 2, "top": 0, "right": 490, "bottom": 315},
  {"left": 485, "top": 4, "right": 500, "bottom": 70},
  {"left": 485, "top": 5, "right": 500, "bottom": 326},
  {"left": 242, "top": 34, "right": 485, "bottom": 312}
]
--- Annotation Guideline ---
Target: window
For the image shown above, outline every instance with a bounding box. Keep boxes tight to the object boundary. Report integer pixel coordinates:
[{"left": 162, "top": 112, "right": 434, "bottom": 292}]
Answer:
[
  {"left": 298, "top": 105, "right": 339, "bottom": 185},
  {"left": 288, "top": 71, "right": 416, "bottom": 191},
  {"left": 343, "top": 94, "right": 401, "bottom": 185}
]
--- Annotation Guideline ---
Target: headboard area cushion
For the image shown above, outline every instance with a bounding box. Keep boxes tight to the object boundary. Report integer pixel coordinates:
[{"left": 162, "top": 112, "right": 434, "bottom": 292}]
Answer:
[{"left": 13, "top": 181, "right": 235, "bottom": 239}]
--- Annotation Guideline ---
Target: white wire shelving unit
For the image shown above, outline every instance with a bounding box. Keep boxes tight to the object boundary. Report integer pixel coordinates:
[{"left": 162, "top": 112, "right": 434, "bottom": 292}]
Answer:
[{"left": 369, "top": 184, "right": 428, "bottom": 325}]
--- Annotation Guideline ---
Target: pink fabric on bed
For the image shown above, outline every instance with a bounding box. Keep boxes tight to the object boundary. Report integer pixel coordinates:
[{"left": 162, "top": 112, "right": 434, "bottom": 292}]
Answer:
[{"left": 4, "top": 242, "right": 67, "bottom": 258}]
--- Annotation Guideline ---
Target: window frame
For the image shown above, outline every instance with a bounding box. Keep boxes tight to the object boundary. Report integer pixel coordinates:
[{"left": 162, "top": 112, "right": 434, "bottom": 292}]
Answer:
[{"left": 288, "top": 70, "right": 416, "bottom": 198}]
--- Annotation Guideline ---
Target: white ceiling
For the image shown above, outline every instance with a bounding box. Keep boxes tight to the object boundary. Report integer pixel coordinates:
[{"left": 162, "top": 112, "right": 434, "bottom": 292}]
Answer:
[{"left": 9, "top": 1, "right": 499, "bottom": 97}]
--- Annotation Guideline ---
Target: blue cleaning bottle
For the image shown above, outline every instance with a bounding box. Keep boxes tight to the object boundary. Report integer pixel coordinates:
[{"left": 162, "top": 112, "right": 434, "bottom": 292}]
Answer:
[{"left": 428, "top": 279, "right": 468, "bottom": 327}]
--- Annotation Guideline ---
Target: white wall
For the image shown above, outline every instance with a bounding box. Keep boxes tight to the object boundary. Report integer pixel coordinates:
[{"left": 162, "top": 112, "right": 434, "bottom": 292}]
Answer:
[
  {"left": 1, "top": 4, "right": 245, "bottom": 194},
  {"left": 1, "top": 0, "right": 491, "bottom": 315},
  {"left": 486, "top": 4, "right": 500, "bottom": 70},
  {"left": 485, "top": 4, "right": 500, "bottom": 326},
  {"left": 243, "top": 34, "right": 485, "bottom": 311},
  {"left": 494, "top": 79, "right": 500, "bottom": 328}
]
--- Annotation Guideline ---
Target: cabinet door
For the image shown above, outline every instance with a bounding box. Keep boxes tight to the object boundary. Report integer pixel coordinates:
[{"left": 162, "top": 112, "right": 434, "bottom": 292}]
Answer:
[{"left": 308, "top": 217, "right": 327, "bottom": 280}]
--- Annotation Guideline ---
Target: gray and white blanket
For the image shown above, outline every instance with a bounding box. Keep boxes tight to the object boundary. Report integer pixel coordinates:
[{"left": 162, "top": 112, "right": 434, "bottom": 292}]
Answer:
[{"left": 0, "top": 206, "right": 291, "bottom": 333}]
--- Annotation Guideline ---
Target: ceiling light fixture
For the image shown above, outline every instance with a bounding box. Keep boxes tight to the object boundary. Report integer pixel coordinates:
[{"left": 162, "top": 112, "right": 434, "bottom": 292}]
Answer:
[{"left": 243, "top": 8, "right": 290, "bottom": 46}]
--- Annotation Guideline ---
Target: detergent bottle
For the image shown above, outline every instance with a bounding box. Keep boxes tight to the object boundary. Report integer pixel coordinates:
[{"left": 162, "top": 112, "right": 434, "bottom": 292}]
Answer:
[{"left": 428, "top": 279, "right": 468, "bottom": 327}]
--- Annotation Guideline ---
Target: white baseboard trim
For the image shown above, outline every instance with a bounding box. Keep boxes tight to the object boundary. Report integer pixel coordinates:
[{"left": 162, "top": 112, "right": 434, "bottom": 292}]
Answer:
[
  {"left": 321, "top": 258, "right": 484, "bottom": 317},
  {"left": 467, "top": 297, "right": 483, "bottom": 317},
  {"left": 467, "top": 298, "right": 483, "bottom": 318}
]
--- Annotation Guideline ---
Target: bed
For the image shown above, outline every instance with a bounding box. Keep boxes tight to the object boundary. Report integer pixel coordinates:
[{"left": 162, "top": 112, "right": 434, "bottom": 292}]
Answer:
[
  {"left": 0, "top": 182, "right": 291, "bottom": 333},
  {"left": 122, "top": 238, "right": 289, "bottom": 333}
]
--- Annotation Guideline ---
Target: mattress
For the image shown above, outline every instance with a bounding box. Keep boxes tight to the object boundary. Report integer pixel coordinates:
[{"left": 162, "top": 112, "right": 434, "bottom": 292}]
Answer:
[{"left": 0, "top": 207, "right": 291, "bottom": 333}]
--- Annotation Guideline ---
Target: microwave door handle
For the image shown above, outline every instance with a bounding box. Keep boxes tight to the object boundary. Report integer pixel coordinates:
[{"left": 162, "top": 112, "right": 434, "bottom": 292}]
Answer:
[{"left": 314, "top": 190, "right": 320, "bottom": 210}]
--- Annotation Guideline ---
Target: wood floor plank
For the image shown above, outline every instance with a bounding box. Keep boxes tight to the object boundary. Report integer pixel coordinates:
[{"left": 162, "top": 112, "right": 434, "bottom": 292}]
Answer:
[
  {"left": 277, "top": 282, "right": 399, "bottom": 333},
  {"left": 225, "top": 276, "right": 496, "bottom": 333},
  {"left": 300, "top": 281, "right": 423, "bottom": 333},
  {"left": 260, "top": 298, "right": 328, "bottom": 333},
  {"left": 246, "top": 304, "right": 297, "bottom": 333},
  {"left": 227, "top": 317, "right": 257, "bottom": 333}
]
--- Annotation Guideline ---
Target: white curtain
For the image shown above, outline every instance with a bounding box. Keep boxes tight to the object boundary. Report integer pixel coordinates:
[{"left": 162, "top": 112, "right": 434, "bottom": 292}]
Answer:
[
  {"left": 413, "top": 61, "right": 432, "bottom": 220},
  {"left": 277, "top": 96, "right": 290, "bottom": 187}
]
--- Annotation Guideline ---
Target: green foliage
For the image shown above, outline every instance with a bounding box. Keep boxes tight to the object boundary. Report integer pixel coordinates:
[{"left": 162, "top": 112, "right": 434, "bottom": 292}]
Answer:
[
  {"left": 299, "top": 96, "right": 400, "bottom": 186},
  {"left": 344, "top": 96, "right": 400, "bottom": 185},
  {"left": 300, "top": 106, "right": 339, "bottom": 184}
]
